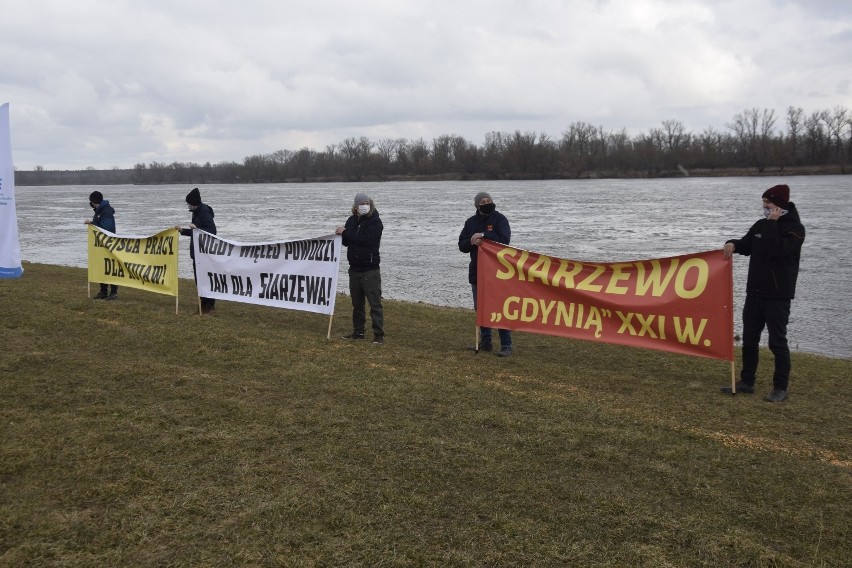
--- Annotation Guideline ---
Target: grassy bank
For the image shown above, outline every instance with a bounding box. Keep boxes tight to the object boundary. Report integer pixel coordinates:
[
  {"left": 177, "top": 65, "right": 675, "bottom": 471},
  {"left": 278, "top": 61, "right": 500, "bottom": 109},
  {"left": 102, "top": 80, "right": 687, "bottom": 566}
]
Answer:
[{"left": 1, "top": 263, "right": 850, "bottom": 566}]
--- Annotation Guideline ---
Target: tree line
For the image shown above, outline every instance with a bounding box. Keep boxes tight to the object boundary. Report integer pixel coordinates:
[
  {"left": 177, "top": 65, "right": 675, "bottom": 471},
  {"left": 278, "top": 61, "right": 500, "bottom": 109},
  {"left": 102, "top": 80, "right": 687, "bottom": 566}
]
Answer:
[{"left": 17, "top": 106, "right": 851, "bottom": 186}]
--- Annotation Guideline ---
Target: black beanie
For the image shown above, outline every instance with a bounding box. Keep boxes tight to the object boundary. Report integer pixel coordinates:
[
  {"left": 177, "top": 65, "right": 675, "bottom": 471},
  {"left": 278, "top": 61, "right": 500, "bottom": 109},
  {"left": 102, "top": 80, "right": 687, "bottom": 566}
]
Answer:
[
  {"left": 89, "top": 191, "right": 103, "bottom": 204},
  {"left": 186, "top": 187, "right": 201, "bottom": 206}
]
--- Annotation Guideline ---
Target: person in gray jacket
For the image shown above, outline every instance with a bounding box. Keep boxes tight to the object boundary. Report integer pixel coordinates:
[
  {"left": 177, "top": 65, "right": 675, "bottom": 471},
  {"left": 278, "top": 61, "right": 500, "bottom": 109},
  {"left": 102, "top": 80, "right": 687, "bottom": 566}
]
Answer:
[{"left": 335, "top": 192, "right": 384, "bottom": 344}]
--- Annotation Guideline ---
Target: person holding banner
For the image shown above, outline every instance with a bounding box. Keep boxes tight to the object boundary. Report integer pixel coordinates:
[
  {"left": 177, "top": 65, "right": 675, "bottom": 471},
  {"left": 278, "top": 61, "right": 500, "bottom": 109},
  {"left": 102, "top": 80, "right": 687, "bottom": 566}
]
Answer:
[
  {"left": 84, "top": 191, "right": 119, "bottom": 300},
  {"left": 721, "top": 184, "right": 806, "bottom": 402},
  {"left": 177, "top": 187, "right": 218, "bottom": 314},
  {"left": 458, "top": 191, "right": 513, "bottom": 357},
  {"left": 336, "top": 192, "right": 385, "bottom": 344}
]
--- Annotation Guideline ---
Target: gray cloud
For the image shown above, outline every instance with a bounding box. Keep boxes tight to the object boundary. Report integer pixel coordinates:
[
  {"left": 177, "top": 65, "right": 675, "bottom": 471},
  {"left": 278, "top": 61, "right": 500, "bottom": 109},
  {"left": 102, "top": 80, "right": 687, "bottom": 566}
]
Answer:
[{"left": 1, "top": 0, "right": 849, "bottom": 169}]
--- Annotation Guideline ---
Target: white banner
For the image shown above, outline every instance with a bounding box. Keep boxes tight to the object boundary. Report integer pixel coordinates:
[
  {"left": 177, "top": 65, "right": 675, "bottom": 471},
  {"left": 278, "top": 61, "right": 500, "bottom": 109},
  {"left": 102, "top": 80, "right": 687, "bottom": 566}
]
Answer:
[
  {"left": 192, "top": 230, "right": 341, "bottom": 315},
  {"left": 0, "top": 103, "right": 23, "bottom": 278}
]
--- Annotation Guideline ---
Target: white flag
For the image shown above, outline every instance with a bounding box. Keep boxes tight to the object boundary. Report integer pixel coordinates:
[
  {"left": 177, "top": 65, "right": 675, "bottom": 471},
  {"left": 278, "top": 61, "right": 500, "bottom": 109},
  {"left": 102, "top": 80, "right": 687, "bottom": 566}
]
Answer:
[{"left": 0, "top": 103, "right": 23, "bottom": 278}]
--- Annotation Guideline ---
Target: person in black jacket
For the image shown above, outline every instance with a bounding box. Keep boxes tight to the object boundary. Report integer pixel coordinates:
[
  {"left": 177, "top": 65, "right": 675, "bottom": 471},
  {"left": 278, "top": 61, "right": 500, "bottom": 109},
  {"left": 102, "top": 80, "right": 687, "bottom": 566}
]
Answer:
[
  {"left": 176, "top": 187, "right": 218, "bottom": 314},
  {"left": 458, "top": 191, "right": 513, "bottom": 356},
  {"left": 336, "top": 192, "right": 384, "bottom": 343},
  {"left": 84, "top": 191, "right": 119, "bottom": 300},
  {"left": 721, "top": 184, "right": 805, "bottom": 402}
]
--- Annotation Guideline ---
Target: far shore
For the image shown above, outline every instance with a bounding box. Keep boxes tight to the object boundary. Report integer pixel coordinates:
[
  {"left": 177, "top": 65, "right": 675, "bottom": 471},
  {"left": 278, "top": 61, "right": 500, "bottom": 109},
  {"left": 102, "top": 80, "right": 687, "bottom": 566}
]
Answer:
[{"left": 14, "top": 164, "right": 849, "bottom": 187}]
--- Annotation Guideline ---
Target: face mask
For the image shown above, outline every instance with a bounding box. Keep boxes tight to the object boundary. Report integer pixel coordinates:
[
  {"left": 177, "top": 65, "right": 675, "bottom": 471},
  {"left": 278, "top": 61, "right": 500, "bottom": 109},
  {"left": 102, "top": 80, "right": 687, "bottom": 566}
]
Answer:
[
  {"left": 357, "top": 204, "right": 370, "bottom": 215},
  {"left": 479, "top": 203, "right": 495, "bottom": 215},
  {"left": 763, "top": 206, "right": 788, "bottom": 218}
]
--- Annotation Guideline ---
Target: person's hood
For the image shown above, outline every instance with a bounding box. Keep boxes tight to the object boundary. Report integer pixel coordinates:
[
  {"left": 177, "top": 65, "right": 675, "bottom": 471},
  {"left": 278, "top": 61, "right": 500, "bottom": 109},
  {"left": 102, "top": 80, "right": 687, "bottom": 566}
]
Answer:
[{"left": 779, "top": 201, "right": 800, "bottom": 224}]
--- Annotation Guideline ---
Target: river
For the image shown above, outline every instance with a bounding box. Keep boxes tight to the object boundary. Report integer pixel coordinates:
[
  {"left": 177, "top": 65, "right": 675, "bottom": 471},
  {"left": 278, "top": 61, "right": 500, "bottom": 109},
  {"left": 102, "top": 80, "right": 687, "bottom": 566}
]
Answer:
[{"left": 11, "top": 176, "right": 851, "bottom": 359}]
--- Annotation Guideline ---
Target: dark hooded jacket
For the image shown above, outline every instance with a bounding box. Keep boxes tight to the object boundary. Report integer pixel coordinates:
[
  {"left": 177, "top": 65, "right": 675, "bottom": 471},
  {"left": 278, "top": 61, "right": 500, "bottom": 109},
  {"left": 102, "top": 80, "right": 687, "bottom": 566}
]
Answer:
[
  {"left": 458, "top": 209, "right": 511, "bottom": 284},
  {"left": 342, "top": 208, "right": 382, "bottom": 272},
  {"left": 727, "top": 202, "right": 805, "bottom": 299},
  {"left": 180, "top": 203, "right": 217, "bottom": 259},
  {"left": 91, "top": 200, "right": 116, "bottom": 233}
]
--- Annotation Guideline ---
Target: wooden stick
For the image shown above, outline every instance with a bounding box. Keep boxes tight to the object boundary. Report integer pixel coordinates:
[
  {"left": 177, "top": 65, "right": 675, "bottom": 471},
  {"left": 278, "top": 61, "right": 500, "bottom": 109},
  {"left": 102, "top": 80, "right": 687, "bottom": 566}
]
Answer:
[
  {"left": 197, "top": 296, "right": 202, "bottom": 315},
  {"left": 327, "top": 314, "right": 334, "bottom": 340},
  {"left": 731, "top": 360, "right": 736, "bottom": 394},
  {"left": 87, "top": 281, "right": 91, "bottom": 299},
  {"left": 175, "top": 296, "right": 179, "bottom": 315},
  {"left": 474, "top": 322, "right": 479, "bottom": 353}
]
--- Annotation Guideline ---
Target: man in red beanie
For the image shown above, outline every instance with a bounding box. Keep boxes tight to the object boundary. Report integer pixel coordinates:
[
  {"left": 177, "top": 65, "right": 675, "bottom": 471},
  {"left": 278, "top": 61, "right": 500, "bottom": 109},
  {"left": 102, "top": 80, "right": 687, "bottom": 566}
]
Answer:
[{"left": 721, "top": 184, "right": 805, "bottom": 402}]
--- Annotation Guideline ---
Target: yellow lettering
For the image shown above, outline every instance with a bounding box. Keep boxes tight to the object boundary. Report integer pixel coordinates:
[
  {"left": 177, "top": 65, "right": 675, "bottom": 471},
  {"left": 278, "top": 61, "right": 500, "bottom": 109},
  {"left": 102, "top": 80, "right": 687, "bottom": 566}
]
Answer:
[
  {"left": 552, "top": 259, "right": 583, "bottom": 289},
  {"left": 503, "top": 296, "right": 520, "bottom": 320},
  {"left": 635, "top": 259, "right": 679, "bottom": 297},
  {"left": 516, "top": 250, "right": 530, "bottom": 282},
  {"left": 605, "top": 263, "right": 632, "bottom": 295},
  {"left": 526, "top": 255, "right": 551, "bottom": 285},
  {"left": 556, "top": 302, "right": 575, "bottom": 326},
  {"left": 584, "top": 307, "right": 604, "bottom": 338},
  {"left": 674, "top": 317, "right": 707, "bottom": 345},
  {"left": 674, "top": 258, "right": 709, "bottom": 299},
  {"left": 539, "top": 299, "right": 556, "bottom": 323},
  {"left": 495, "top": 248, "right": 517, "bottom": 280},
  {"left": 521, "top": 298, "right": 538, "bottom": 322},
  {"left": 577, "top": 265, "right": 605, "bottom": 293}
]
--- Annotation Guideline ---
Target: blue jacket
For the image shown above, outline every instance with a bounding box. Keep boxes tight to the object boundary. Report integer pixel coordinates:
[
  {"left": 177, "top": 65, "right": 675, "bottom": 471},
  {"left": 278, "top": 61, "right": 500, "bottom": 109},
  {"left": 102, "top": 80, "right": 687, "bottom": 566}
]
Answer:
[
  {"left": 342, "top": 209, "right": 382, "bottom": 272},
  {"left": 727, "top": 202, "right": 805, "bottom": 299},
  {"left": 91, "top": 200, "right": 116, "bottom": 233},
  {"left": 458, "top": 210, "right": 510, "bottom": 284}
]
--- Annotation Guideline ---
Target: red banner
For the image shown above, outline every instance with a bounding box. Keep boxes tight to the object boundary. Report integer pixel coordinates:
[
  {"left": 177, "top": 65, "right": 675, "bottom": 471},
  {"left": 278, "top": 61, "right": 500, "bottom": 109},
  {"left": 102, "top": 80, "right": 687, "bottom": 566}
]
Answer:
[{"left": 476, "top": 240, "right": 734, "bottom": 360}]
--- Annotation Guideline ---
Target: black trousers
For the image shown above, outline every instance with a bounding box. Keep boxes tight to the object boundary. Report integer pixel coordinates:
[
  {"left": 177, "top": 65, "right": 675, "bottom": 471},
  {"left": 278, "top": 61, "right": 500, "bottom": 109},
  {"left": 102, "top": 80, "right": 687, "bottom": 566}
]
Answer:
[
  {"left": 191, "top": 259, "right": 215, "bottom": 309},
  {"left": 349, "top": 268, "right": 383, "bottom": 338},
  {"left": 99, "top": 283, "right": 118, "bottom": 294},
  {"left": 740, "top": 296, "right": 791, "bottom": 391}
]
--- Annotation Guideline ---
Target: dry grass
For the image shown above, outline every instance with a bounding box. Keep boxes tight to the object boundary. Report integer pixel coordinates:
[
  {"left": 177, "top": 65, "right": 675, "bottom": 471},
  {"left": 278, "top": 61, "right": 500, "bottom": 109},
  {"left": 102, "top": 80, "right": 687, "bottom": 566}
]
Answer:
[{"left": 1, "top": 262, "right": 850, "bottom": 567}]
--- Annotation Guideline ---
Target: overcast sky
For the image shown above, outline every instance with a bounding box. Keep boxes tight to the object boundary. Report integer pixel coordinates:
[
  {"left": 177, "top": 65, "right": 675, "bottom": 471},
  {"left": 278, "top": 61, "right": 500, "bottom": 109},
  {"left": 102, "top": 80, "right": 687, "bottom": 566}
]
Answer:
[{"left": 2, "top": 0, "right": 850, "bottom": 170}]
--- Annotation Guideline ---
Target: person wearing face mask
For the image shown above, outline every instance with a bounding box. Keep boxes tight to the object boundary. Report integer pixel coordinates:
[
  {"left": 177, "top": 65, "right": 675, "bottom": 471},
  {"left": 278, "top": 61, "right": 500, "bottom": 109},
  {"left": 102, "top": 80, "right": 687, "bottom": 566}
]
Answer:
[
  {"left": 721, "top": 184, "right": 805, "bottom": 402},
  {"left": 84, "top": 191, "right": 119, "bottom": 300},
  {"left": 335, "top": 192, "right": 384, "bottom": 343},
  {"left": 458, "top": 191, "right": 513, "bottom": 356},
  {"left": 175, "top": 187, "right": 217, "bottom": 314}
]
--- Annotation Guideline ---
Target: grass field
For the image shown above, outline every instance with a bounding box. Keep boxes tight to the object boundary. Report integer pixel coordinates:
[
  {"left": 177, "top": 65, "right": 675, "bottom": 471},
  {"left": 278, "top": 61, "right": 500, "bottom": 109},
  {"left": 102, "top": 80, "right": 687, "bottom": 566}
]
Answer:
[{"left": 1, "top": 263, "right": 850, "bottom": 566}]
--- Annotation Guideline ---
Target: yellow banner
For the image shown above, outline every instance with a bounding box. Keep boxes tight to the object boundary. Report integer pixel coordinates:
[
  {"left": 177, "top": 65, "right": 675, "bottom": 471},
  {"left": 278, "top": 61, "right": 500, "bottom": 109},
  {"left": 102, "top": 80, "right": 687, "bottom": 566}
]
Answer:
[{"left": 87, "top": 225, "right": 179, "bottom": 296}]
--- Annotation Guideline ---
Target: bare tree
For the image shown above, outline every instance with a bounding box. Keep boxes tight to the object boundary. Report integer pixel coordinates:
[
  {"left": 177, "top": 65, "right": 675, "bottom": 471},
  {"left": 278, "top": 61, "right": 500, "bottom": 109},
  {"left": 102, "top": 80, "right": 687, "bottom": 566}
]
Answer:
[
  {"left": 826, "top": 106, "right": 849, "bottom": 163},
  {"left": 661, "top": 119, "right": 688, "bottom": 168},
  {"left": 803, "top": 110, "right": 829, "bottom": 163}
]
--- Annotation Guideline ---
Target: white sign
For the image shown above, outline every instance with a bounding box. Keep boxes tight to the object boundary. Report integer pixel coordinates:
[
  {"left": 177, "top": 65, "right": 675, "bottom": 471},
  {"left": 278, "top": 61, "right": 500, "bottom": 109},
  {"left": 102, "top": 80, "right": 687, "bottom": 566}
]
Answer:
[
  {"left": 192, "top": 230, "right": 341, "bottom": 315},
  {"left": 0, "top": 103, "right": 23, "bottom": 278}
]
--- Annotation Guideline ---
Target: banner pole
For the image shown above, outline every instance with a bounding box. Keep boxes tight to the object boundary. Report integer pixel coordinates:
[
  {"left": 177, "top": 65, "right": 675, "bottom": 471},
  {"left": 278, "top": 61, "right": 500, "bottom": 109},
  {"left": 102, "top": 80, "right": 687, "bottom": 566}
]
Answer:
[
  {"left": 474, "top": 322, "right": 479, "bottom": 354},
  {"left": 327, "top": 314, "right": 334, "bottom": 340},
  {"left": 728, "top": 252, "right": 736, "bottom": 394},
  {"left": 175, "top": 296, "right": 179, "bottom": 315},
  {"left": 197, "top": 296, "right": 202, "bottom": 315},
  {"left": 87, "top": 281, "right": 91, "bottom": 299}
]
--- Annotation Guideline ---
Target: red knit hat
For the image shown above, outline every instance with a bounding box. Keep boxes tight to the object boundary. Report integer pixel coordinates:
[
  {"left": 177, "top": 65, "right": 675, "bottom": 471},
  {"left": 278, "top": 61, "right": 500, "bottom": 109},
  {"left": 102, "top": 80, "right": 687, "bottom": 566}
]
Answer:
[{"left": 762, "top": 184, "right": 790, "bottom": 208}]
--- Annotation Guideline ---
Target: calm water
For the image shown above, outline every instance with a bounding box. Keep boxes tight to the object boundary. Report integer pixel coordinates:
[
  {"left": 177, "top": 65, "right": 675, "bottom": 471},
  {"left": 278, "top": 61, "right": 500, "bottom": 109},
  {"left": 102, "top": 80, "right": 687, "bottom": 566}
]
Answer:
[{"left": 11, "top": 176, "right": 852, "bottom": 359}]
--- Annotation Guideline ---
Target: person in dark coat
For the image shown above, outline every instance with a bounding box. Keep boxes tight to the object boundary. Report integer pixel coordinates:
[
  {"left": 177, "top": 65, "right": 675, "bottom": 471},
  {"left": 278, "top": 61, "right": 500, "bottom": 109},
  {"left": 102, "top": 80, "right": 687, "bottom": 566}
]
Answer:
[
  {"left": 177, "top": 187, "right": 217, "bottom": 314},
  {"left": 721, "top": 184, "right": 806, "bottom": 402},
  {"left": 458, "top": 191, "right": 513, "bottom": 356},
  {"left": 84, "top": 190, "right": 118, "bottom": 300},
  {"left": 335, "top": 192, "right": 384, "bottom": 343}
]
